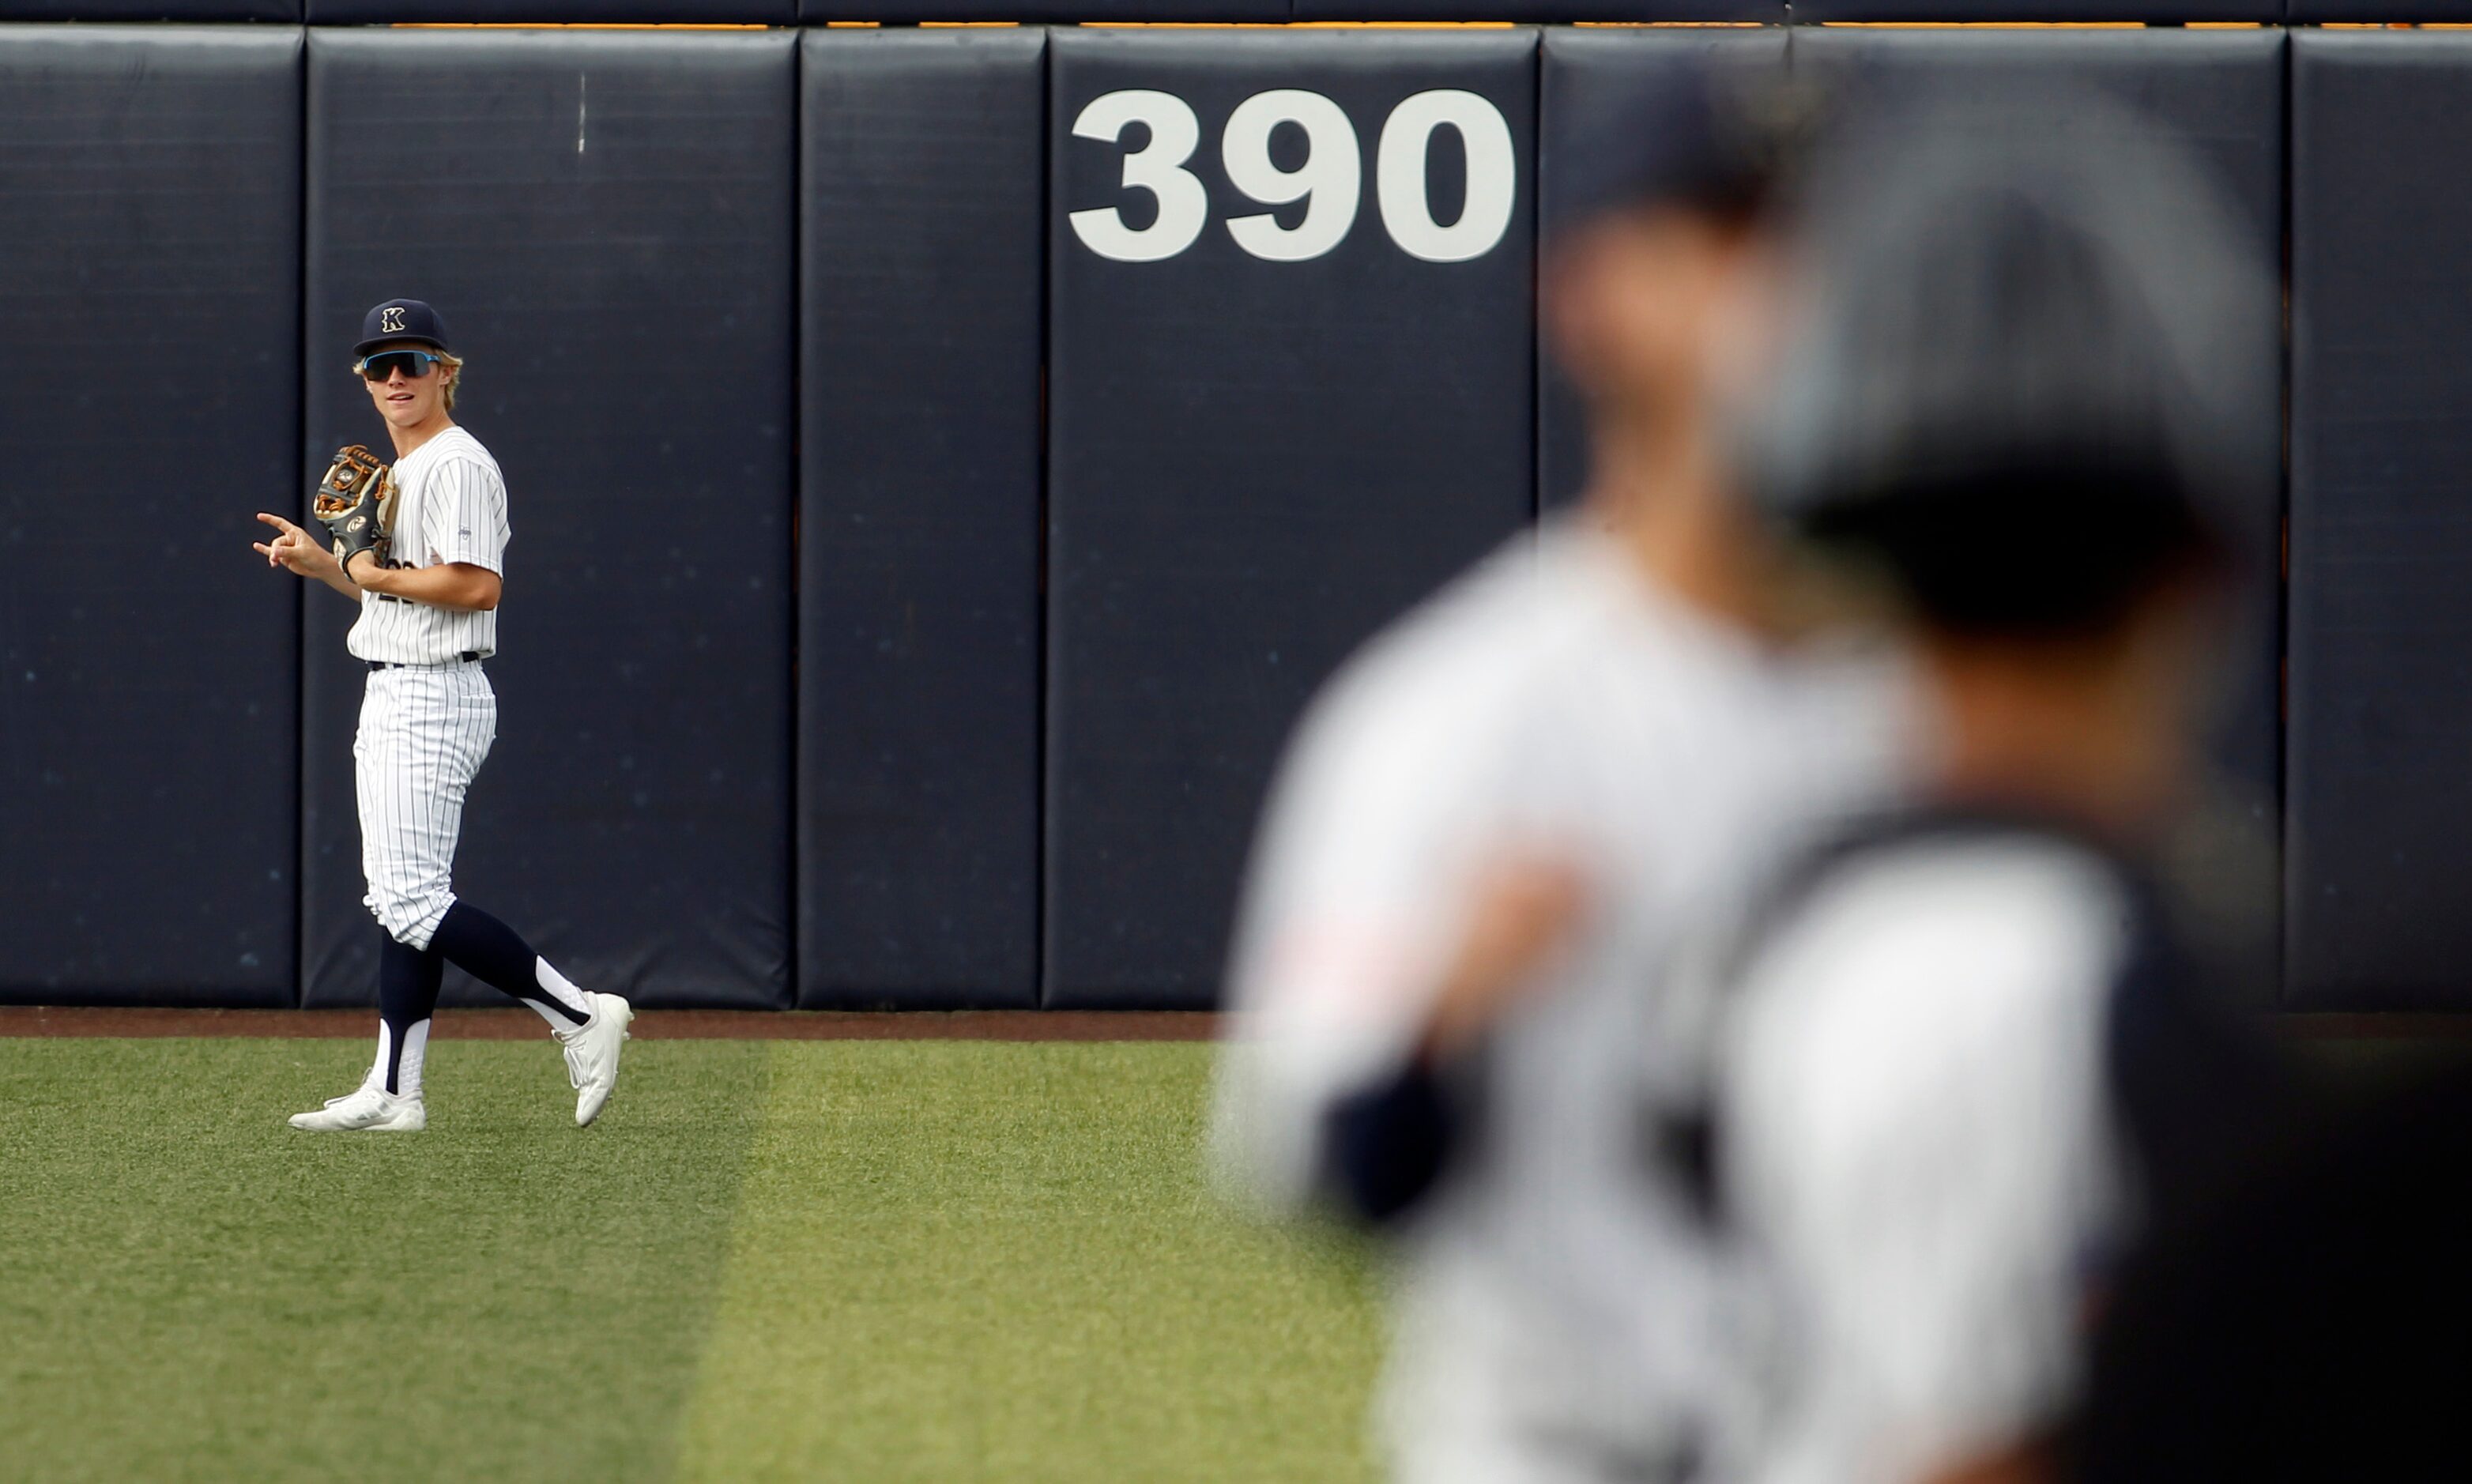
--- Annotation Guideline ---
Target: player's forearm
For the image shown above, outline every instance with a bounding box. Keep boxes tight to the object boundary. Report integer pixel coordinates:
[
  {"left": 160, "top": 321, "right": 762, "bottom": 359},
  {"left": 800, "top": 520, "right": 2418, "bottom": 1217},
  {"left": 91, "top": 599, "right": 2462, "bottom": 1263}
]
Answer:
[
  {"left": 1920, "top": 1439, "right": 2056, "bottom": 1484},
  {"left": 311, "top": 561, "right": 364, "bottom": 601},
  {"left": 354, "top": 560, "right": 500, "bottom": 612},
  {"left": 287, "top": 542, "right": 362, "bottom": 600}
]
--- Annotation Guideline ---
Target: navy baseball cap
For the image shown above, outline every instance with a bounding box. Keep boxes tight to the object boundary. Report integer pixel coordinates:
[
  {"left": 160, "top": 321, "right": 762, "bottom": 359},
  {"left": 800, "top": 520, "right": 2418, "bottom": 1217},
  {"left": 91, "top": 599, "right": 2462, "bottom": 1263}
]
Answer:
[
  {"left": 352, "top": 299, "right": 449, "bottom": 359},
  {"left": 1545, "top": 62, "right": 1821, "bottom": 242}
]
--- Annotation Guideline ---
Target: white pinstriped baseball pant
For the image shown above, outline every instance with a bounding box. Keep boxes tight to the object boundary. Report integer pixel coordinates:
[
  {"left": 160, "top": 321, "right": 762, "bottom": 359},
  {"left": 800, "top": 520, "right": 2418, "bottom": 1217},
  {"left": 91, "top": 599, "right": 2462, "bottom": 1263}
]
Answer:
[{"left": 356, "top": 663, "right": 495, "bottom": 951}]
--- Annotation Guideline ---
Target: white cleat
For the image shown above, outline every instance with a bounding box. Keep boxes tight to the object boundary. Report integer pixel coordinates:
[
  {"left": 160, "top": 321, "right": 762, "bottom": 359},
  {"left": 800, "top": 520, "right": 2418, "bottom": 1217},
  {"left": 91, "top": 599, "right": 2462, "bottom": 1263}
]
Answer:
[
  {"left": 557, "top": 992, "right": 633, "bottom": 1128},
  {"left": 288, "top": 1083, "right": 426, "bottom": 1132}
]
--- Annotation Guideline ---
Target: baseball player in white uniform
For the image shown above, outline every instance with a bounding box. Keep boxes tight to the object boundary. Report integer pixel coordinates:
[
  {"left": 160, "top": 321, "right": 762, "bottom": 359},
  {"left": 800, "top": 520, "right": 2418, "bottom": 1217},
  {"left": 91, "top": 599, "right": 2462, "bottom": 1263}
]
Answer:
[
  {"left": 1212, "top": 75, "right": 1914, "bottom": 1484},
  {"left": 1698, "top": 101, "right": 2292, "bottom": 1484},
  {"left": 254, "top": 298, "right": 631, "bottom": 1132}
]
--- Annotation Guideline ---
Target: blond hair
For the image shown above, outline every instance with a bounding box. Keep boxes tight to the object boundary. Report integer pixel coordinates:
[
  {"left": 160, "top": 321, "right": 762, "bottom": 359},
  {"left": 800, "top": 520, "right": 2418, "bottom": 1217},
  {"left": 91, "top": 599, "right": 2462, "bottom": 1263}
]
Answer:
[{"left": 435, "top": 349, "right": 465, "bottom": 412}]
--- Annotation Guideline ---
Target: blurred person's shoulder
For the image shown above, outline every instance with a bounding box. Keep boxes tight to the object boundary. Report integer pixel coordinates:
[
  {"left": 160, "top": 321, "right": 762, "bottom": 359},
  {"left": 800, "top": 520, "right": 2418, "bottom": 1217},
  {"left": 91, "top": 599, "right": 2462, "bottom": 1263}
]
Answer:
[
  {"left": 1776, "top": 817, "right": 2128, "bottom": 948},
  {"left": 1731, "top": 818, "right": 2135, "bottom": 1083}
]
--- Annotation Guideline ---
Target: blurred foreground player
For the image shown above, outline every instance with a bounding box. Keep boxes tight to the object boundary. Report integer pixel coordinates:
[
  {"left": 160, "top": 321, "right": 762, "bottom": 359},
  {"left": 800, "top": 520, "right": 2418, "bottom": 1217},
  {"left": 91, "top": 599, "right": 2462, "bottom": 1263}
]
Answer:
[
  {"left": 2071, "top": 1067, "right": 2472, "bottom": 1484},
  {"left": 1706, "top": 101, "right": 2292, "bottom": 1484},
  {"left": 255, "top": 299, "right": 632, "bottom": 1132},
  {"left": 1212, "top": 72, "right": 1911, "bottom": 1483}
]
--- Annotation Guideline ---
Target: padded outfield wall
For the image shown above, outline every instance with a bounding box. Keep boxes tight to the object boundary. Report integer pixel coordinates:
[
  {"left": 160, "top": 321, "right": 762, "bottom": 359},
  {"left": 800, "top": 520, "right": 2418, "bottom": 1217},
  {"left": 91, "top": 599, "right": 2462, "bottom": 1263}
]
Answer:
[{"left": 0, "top": 17, "right": 2461, "bottom": 1009}]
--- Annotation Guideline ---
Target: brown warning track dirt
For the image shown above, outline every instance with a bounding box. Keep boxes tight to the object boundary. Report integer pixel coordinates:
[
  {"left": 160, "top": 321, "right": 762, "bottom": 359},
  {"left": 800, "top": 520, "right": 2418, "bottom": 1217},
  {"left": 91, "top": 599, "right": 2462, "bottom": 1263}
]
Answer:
[
  {"left": 16, "top": 1008, "right": 2446, "bottom": 1045},
  {"left": 0, "top": 1006, "right": 1219, "bottom": 1042}
]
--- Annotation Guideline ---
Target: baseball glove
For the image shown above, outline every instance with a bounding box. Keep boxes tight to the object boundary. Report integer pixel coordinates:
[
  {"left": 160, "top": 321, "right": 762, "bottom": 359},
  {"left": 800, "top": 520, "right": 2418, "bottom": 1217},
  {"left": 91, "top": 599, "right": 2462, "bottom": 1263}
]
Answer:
[{"left": 313, "top": 444, "right": 397, "bottom": 582}]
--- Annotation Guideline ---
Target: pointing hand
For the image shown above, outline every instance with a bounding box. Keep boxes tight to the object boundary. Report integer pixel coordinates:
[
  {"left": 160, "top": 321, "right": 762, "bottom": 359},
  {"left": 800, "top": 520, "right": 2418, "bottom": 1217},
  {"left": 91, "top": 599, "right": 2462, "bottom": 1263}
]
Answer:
[{"left": 254, "top": 512, "right": 338, "bottom": 582}]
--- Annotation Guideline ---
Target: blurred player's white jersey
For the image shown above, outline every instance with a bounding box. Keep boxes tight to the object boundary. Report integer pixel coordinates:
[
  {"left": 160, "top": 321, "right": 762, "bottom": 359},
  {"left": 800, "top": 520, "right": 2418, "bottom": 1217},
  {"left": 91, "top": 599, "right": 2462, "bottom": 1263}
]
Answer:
[
  {"left": 1716, "top": 823, "right": 2216, "bottom": 1484},
  {"left": 1212, "top": 516, "right": 1912, "bottom": 1482},
  {"left": 1720, "top": 832, "right": 2127, "bottom": 1484}
]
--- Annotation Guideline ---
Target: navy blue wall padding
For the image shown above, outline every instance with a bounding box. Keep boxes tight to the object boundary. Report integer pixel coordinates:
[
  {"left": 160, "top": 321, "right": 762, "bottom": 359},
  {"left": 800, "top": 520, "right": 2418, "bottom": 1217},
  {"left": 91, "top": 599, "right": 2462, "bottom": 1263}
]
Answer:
[
  {"left": 300, "top": 28, "right": 796, "bottom": 1011},
  {"left": 797, "top": 29, "right": 1045, "bottom": 1009},
  {"left": 0, "top": 27, "right": 301, "bottom": 1007},
  {"left": 2285, "top": 31, "right": 2472, "bottom": 1011},
  {"left": 1045, "top": 27, "right": 1539, "bottom": 1008},
  {"left": 1793, "top": 25, "right": 2288, "bottom": 1008},
  {"left": 1536, "top": 25, "right": 1784, "bottom": 513}
]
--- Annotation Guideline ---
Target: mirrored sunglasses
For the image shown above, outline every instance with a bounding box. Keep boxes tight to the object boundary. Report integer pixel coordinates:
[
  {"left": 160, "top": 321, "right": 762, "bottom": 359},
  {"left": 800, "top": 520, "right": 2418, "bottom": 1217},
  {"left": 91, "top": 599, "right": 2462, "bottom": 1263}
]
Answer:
[{"left": 357, "top": 349, "right": 443, "bottom": 382}]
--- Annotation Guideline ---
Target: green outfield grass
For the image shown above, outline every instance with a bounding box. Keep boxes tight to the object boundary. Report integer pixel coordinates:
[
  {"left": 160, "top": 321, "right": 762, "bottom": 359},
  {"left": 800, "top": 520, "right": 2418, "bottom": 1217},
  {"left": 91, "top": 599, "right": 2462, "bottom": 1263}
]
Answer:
[{"left": 0, "top": 1036, "right": 1383, "bottom": 1482}]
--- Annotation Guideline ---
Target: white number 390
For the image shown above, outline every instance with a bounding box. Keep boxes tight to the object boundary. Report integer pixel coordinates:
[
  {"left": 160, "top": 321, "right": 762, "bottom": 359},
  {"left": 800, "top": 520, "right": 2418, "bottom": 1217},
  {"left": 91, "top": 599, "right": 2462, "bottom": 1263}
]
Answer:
[{"left": 1068, "top": 88, "right": 1517, "bottom": 266}]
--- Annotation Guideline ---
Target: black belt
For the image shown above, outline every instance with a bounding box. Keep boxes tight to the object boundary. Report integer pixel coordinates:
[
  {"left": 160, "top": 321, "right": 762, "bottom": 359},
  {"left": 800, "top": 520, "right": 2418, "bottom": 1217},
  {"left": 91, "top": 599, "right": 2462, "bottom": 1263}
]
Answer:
[{"left": 368, "top": 652, "right": 483, "bottom": 671}]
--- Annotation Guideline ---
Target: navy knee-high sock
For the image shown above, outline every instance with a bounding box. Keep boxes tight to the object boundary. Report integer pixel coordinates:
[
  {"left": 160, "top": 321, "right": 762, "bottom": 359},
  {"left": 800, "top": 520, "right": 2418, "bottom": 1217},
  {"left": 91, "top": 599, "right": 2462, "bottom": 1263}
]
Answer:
[
  {"left": 430, "top": 901, "right": 592, "bottom": 1028},
  {"left": 375, "top": 932, "right": 444, "bottom": 1097}
]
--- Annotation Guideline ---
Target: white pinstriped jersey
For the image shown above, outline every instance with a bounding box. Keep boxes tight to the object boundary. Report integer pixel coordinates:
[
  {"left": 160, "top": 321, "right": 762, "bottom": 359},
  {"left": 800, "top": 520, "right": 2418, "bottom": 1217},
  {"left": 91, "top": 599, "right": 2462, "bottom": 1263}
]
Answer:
[
  {"left": 346, "top": 425, "right": 511, "bottom": 665},
  {"left": 1719, "top": 837, "right": 2131, "bottom": 1484},
  {"left": 1214, "top": 519, "right": 1916, "bottom": 1482}
]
